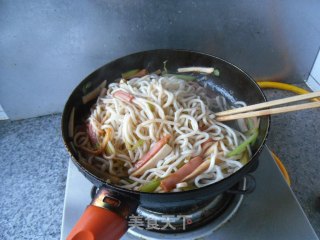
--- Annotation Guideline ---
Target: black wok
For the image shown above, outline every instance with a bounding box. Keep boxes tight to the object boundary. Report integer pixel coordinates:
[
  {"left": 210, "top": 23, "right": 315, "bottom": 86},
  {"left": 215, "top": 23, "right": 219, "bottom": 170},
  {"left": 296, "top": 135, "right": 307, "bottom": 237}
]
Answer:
[{"left": 61, "top": 49, "right": 270, "bottom": 240}]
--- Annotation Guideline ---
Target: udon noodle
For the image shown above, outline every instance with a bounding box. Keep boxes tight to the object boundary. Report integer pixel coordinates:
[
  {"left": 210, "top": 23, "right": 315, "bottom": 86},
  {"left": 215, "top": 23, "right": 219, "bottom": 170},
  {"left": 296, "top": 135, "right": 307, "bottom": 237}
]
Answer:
[{"left": 73, "top": 74, "right": 259, "bottom": 192}]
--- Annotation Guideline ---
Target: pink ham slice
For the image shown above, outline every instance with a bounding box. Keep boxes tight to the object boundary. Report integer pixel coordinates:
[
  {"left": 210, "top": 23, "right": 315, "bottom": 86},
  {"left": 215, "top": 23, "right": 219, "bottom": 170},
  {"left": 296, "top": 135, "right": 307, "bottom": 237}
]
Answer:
[
  {"left": 113, "top": 90, "right": 134, "bottom": 102},
  {"left": 160, "top": 156, "right": 204, "bottom": 192},
  {"left": 133, "top": 135, "right": 171, "bottom": 171},
  {"left": 87, "top": 123, "right": 99, "bottom": 146}
]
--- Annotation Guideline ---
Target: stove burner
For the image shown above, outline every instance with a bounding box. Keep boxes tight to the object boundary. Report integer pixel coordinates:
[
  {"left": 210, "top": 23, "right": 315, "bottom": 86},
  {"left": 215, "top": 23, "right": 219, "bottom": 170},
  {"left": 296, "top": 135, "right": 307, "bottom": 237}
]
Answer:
[
  {"left": 136, "top": 178, "right": 246, "bottom": 233},
  {"left": 136, "top": 193, "right": 234, "bottom": 233},
  {"left": 127, "top": 178, "right": 246, "bottom": 239},
  {"left": 91, "top": 178, "right": 247, "bottom": 237}
]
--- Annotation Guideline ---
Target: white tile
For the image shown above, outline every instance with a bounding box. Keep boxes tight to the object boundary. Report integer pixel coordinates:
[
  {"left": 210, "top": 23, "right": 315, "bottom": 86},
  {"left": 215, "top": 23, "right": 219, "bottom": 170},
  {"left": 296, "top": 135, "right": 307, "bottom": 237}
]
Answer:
[
  {"left": 306, "top": 75, "right": 320, "bottom": 91},
  {"left": 310, "top": 50, "right": 320, "bottom": 82}
]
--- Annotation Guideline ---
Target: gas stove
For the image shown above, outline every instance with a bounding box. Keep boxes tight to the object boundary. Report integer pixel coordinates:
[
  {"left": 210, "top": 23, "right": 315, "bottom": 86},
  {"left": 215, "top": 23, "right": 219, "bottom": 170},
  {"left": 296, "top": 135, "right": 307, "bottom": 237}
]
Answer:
[{"left": 60, "top": 147, "right": 318, "bottom": 240}]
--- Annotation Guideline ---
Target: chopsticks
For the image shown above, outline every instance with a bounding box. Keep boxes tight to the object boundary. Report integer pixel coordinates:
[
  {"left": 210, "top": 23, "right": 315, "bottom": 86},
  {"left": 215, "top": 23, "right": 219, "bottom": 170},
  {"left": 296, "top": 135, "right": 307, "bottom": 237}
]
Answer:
[{"left": 215, "top": 91, "right": 320, "bottom": 122}]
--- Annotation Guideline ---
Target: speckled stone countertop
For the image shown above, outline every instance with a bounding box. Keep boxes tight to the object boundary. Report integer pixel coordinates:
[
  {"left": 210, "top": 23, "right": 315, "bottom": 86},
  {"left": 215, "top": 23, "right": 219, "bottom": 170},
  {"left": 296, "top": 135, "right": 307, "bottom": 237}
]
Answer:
[{"left": 0, "top": 85, "right": 319, "bottom": 239}]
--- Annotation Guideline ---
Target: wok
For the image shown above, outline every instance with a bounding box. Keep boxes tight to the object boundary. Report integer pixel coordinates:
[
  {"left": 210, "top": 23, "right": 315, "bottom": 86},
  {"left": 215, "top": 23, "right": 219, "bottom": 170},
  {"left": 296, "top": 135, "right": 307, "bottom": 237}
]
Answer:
[{"left": 61, "top": 49, "right": 270, "bottom": 240}]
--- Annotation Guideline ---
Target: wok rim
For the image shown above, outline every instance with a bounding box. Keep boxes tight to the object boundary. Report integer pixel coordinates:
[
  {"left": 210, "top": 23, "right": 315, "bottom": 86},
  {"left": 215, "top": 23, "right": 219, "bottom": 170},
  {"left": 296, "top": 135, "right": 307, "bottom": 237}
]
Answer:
[{"left": 61, "top": 48, "right": 270, "bottom": 197}]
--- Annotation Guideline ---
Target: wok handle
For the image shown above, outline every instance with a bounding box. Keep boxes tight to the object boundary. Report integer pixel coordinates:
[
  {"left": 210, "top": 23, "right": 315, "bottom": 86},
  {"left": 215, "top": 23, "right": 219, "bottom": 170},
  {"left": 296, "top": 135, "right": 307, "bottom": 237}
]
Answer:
[
  {"left": 67, "top": 187, "right": 138, "bottom": 240},
  {"left": 67, "top": 205, "right": 127, "bottom": 240}
]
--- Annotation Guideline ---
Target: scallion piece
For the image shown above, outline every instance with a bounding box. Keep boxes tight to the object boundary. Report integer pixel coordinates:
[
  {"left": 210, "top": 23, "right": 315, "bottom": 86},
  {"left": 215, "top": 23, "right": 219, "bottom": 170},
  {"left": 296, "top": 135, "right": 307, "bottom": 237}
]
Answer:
[
  {"left": 106, "top": 144, "right": 115, "bottom": 154},
  {"left": 147, "top": 102, "right": 155, "bottom": 112},
  {"left": 213, "top": 69, "right": 220, "bottom": 77},
  {"left": 181, "top": 184, "right": 197, "bottom": 191},
  {"left": 245, "top": 118, "right": 259, "bottom": 137},
  {"left": 139, "top": 179, "right": 161, "bottom": 192},
  {"left": 246, "top": 118, "right": 254, "bottom": 130},
  {"left": 82, "top": 82, "right": 92, "bottom": 94},
  {"left": 226, "top": 129, "right": 258, "bottom": 157},
  {"left": 121, "top": 69, "right": 140, "bottom": 79},
  {"left": 240, "top": 150, "right": 249, "bottom": 165},
  {"left": 125, "top": 139, "right": 145, "bottom": 151},
  {"left": 124, "top": 178, "right": 135, "bottom": 184}
]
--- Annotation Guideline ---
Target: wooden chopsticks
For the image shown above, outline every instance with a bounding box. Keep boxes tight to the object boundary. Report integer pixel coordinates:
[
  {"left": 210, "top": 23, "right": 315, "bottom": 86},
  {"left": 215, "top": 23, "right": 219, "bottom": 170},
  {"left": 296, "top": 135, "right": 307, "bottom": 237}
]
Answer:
[{"left": 215, "top": 91, "right": 320, "bottom": 122}]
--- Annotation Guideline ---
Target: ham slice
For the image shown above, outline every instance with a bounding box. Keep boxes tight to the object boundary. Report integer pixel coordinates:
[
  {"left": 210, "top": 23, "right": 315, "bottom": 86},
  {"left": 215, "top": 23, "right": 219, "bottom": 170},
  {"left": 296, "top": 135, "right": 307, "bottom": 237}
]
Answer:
[
  {"left": 134, "top": 135, "right": 171, "bottom": 170},
  {"left": 201, "top": 138, "right": 215, "bottom": 155},
  {"left": 160, "top": 156, "right": 203, "bottom": 192},
  {"left": 113, "top": 90, "right": 134, "bottom": 102},
  {"left": 131, "top": 144, "right": 172, "bottom": 177},
  {"left": 87, "top": 123, "right": 99, "bottom": 146},
  {"left": 182, "top": 161, "right": 210, "bottom": 182}
]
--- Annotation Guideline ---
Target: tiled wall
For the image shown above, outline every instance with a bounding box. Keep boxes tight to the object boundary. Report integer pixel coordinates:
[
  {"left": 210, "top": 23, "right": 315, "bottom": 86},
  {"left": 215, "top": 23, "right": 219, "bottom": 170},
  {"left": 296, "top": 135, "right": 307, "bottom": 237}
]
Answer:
[{"left": 307, "top": 49, "right": 320, "bottom": 91}]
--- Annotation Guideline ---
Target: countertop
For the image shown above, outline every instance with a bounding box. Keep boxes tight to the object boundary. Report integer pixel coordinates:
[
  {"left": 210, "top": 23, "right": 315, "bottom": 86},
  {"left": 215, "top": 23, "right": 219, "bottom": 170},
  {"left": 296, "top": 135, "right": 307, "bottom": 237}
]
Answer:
[{"left": 0, "top": 85, "right": 319, "bottom": 239}]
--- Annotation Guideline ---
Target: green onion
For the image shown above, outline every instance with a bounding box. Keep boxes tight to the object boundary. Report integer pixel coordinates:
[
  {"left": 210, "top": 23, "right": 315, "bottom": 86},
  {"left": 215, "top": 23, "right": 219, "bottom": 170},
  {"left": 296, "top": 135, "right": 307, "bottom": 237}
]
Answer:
[
  {"left": 222, "top": 168, "right": 228, "bottom": 174},
  {"left": 246, "top": 118, "right": 254, "bottom": 130},
  {"left": 147, "top": 102, "right": 155, "bottom": 112},
  {"left": 121, "top": 69, "right": 140, "bottom": 79},
  {"left": 177, "top": 161, "right": 185, "bottom": 169},
  {"left": 250, "top": 130, "right": 258, "bottom": 146},
  {"left": 240, "top": 150, "right": 249, "bottom": 165},
  {"left": 124, "top": 178, "right": 135, "bottom": 184},
  {"left": 163, "top": 74, "right": 196, "bottom": 81},
  {"left": 226, "top": 129, "right": 258, "bottom": 157},
  {"left": 213, "top": 69, "right": 220, "bottom": 77},
  {"left": 181, "top": 184, "right": 197, "bottom": 191},
  {"left": 139, "top": 179, "right": 161, "bottom": 192},
  {"left": 82, "top": 82, "right": 92, "bottom": 94},
  {"left": 177, "top": 156, "right": 190, "bottom": 169},
  {"left": 106, "top": 144, "right": 115, "bottom": 154},
  {"left": 245, "top": 118, "right": 259, "bottom": 136},
  {"left": 125, "top": 139, "right": 145, "bottom": 151}
]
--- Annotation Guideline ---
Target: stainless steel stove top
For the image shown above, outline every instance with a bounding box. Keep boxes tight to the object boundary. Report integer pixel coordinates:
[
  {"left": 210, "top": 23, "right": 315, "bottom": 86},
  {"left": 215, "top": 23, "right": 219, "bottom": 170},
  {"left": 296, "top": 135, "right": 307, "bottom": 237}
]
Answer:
[{"left": 60, "top": 147, "right": 318, "bottom": 240}]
